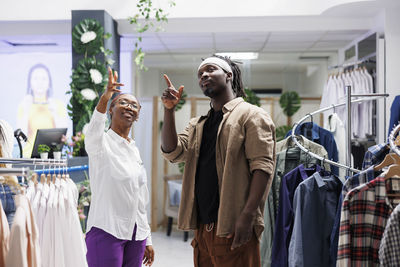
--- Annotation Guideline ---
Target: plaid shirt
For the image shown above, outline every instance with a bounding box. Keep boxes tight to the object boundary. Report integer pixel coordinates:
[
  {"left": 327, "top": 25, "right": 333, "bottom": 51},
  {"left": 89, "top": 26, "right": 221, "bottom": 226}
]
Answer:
[
  {"left": 379, "top": 202, "right": 400, "bottom": 266},
  {"left": 362, "top": 143, "right": 390, "bottom": 170},
  {"left": 337, "top": 176, "right": 394, "bottom": 266},
  {"left": 342, "top": 166, "right": 376, "bottom": 198}
]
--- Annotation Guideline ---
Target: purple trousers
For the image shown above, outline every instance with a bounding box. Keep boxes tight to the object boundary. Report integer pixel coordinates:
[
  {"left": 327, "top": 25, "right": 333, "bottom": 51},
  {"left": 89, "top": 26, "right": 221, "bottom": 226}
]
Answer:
[{"left": 86, "top": 226, "right": 146, "bottom": 267}]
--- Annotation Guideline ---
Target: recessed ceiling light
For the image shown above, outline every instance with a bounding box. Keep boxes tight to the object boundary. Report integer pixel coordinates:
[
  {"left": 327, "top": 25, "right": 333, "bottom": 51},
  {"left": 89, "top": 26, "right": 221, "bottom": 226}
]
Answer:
[{"left": 215, "top": 52, "right": 258, "bottom": 60}]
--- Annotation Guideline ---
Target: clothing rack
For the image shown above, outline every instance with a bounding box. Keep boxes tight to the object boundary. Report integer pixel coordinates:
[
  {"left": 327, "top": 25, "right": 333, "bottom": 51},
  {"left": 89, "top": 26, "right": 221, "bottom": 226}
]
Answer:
[
  {"left": 328, "top": 52, "right": 376, "bottom": 70},
  {"left": 389, "top": 123, "right": 400, "bottom": 156},
  {"left": 0, "top": 158, "right": 67, "bottom": 166},
  {"left": 0, "top": 167, "right": 29, "bottom": 176},
  {"left": 34, "top": 164, "right": 88, "bottom": 175},
  {"left": 291, "top": 89, "right": 389, "bottom": 174}
]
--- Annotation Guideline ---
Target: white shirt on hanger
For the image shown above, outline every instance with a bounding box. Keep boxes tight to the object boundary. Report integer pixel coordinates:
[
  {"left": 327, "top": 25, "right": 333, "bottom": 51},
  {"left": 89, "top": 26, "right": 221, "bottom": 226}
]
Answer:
[
  {"left": 324, "top": 113, "right": 347, "bottom": 179},
  {"left": 41, "top": 182, "right": 55, "bottom": 267},
  {"left": 63, "top": 178, "right": 88, "bottom": 267},
  {"left": 85, "top": 109, "right": 152, "bottom": 244},
  {"left": 54, "top": 179, "right": 65, "bottom": 267}
]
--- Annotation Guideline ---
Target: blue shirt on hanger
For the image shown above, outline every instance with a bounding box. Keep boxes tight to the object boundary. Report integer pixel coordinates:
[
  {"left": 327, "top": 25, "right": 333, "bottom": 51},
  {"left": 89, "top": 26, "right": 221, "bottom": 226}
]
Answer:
[
  {"left": 271, "top": 164, "right": 321, "bottom": 267},
  {"left": 286, "top": 122, "right": 338, "bottom": 176},
  {"left": 288, "top": 172, "right": 343, "bottom": 267}
]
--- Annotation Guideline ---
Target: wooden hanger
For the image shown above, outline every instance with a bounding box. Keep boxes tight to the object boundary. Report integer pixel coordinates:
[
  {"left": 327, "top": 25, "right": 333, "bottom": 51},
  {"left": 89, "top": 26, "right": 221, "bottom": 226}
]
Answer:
[
  {"left": 395, "top": 135, "right": 400, "bottom": 147},
  {"left": 52, "top": 173, "right": 57, "bottom": 184},
  {"left": 40, "top": 173, "right": 46, "bottom": 184},
  {"left": 46, "top": 173, "right": 51, "bottom": 185},
  {"left": 374, "top": 153, "right": 400, "bottom": 171},
  {"left": 385, "top": 165, "right": 400, "bottom": 180},
  {"left": 32, "top": 173, "right": 38, "bottom": 185}
]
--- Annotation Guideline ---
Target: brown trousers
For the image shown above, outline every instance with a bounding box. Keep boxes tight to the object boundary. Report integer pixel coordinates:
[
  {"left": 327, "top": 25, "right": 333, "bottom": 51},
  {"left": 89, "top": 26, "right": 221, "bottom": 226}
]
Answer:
[{"left": 191, "top": 224, "right": 261, "bottom": 267}]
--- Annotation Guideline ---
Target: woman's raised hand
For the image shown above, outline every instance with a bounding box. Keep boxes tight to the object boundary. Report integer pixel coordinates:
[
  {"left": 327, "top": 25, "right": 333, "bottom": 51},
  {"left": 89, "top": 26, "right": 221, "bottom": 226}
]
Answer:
[
  {"left": 162, "top": 74, "right": 184, "bottom": 110},
  {"left": 105, "top": 67, "right": 124, "bottom": 99}
]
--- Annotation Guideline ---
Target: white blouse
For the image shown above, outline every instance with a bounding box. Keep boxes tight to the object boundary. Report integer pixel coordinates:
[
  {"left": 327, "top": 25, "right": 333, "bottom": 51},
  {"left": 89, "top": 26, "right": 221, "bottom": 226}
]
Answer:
[{"left": 85, "top": 109, "right": 151, "bottom": 244}]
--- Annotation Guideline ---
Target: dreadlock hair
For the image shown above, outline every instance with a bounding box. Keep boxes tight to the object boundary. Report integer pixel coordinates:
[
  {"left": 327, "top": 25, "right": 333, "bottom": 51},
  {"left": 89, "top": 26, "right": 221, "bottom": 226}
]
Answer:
[{"left": 211, "top": 54, "right": 246, "bottom": 98}]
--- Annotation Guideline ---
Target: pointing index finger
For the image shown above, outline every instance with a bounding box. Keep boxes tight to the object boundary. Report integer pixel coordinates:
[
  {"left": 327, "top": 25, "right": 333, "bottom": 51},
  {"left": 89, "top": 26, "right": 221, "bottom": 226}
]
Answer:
[{"left": 163, "top": 74, "right": 173, "bottom": 87}]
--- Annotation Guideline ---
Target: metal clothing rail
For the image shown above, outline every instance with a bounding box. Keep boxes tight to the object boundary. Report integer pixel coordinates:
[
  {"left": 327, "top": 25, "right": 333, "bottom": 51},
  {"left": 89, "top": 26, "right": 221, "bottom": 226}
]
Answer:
[
  {"left": 35, "top": 165, "right": 88, "bottom": 175},
  {"left": 0, "top": 158, "right": 67, "bottom": 166},
  {"left": 291, "top": 92, "right": 389, "bottom": 174},
  {"left": 0, "top": 167, "right": 29, "bottom": 176},
  {"left": 389, "top": 123, "right": 400, "bottom": 156},
  {"left": 328, "top": 52, "right": 376, "bottom": 70}
]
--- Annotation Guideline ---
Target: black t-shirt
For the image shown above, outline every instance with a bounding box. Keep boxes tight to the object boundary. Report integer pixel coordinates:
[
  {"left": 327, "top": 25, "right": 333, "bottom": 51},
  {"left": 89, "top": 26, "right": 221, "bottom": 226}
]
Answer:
[{"left": 195, "top": 108, "right": 223, "bottom": 224}]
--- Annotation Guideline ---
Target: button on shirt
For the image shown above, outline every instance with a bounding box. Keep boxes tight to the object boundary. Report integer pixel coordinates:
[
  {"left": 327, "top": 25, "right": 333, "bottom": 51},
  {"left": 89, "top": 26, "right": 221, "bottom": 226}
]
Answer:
[
  {"left": 85, "top": 109, "right": 151, "bottom": 244},
  {"left": 288, "top": 172, "right": 342, "bottom": 267}
]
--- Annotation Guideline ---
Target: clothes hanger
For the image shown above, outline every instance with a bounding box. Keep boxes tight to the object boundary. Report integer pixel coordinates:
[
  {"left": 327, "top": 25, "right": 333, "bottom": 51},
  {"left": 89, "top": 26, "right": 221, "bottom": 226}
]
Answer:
[
  {"left": 395, "top": 135, "right": 400, "bottom": 147},
  {"left": 46, "top": 164, "right": 52, "bottom": 185},
  {"left": 61, "top": 164, "right": 66, "bottom": 180},
  {"left": 32, "top": 159, "right": 38, "bottom": 185},
  {"left": 56, "top": 160, "right": 61, "bottom": 180},
  {"left": 52, "top": 163, "right": 57, "bottom": 184},
  {"left": 40, "top": 163, "right": 46, "bottom": 184},
  {"left": 385, "top": 165, "right": 400, "bottom": 180},
  {"left": 374, "top": 153, "right": 400, "bottom": 171}
]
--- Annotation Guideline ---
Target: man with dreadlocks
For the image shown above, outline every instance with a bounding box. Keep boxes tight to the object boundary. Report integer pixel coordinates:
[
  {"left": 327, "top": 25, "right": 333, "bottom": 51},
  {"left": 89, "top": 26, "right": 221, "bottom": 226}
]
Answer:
[{"left": 161, "top": 55, "right": 276, "bottom": 267}]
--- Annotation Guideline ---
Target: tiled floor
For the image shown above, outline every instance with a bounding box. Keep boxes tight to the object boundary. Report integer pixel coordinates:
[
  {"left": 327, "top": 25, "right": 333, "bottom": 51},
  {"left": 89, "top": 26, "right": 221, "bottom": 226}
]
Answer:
[{"left": 150, "top": 229, "right": 194, "bottom": 267}]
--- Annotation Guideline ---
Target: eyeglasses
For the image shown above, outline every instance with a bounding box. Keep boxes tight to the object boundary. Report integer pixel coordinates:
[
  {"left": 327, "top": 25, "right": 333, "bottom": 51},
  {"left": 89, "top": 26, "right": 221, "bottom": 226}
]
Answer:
[{"left": 118, "top": 100, "right": 140, "bottom": 109}]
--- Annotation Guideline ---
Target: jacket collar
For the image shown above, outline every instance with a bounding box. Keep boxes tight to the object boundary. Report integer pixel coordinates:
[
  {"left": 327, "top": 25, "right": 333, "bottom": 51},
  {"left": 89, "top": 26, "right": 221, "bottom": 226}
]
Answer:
[
  {"left": 296, "top": 122, "right": 320, "bottom": 140},
  {"left": 199, "top": 97, "right": 244, "bottom": 121}
]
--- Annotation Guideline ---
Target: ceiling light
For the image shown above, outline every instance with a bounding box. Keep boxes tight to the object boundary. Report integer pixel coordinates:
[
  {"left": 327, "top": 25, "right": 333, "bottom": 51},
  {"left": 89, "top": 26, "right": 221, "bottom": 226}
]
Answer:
[{"left": 215, "top": 52, "right": 259, "bottom": 60}]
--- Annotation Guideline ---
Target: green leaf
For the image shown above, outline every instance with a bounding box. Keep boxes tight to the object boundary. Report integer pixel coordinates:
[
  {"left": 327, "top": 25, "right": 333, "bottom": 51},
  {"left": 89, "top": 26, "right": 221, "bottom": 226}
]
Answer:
[
  {"left": 279, "top": 91, "right": 301, "bottom": 117},
  {"left": 243, "top": 88, "right": 261, "bottom": 107},
  {"left": 72, "top": 18, "right": 104, "bottom": 56}
]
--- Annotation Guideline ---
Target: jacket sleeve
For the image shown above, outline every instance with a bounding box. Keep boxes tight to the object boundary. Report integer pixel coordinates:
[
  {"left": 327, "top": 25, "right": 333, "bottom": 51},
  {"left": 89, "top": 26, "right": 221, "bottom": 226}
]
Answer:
[
  {"left": 84, "top": 109, "right": 107, "bottom": 156},
  {"left": 244, "top": 110, "right": 276, "bottom": 176},
  {"left": 161, "top": 118, "right": 197, "bottom": 164}
]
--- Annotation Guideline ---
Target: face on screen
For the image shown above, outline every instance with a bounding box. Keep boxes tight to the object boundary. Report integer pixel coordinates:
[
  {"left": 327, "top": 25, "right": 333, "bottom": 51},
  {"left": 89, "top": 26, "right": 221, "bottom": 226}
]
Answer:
[{"left": 30, "top": 67, "right": 50, "bottom": 98}]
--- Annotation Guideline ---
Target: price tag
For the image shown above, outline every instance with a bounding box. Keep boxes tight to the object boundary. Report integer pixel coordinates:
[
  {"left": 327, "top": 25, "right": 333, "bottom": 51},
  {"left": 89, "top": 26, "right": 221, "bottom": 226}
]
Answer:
[{"left": 392, "top": 179, "right": 400, "bottom": 191}]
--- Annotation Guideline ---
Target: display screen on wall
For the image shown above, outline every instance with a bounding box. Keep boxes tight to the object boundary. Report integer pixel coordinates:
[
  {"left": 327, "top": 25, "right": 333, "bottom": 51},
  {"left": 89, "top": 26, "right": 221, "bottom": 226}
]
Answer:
[
  {"left": 358, "top": 33, "right": 376, "bottom": 59},
  {"left": 0, "top": 52, "right": 72, "bottom": 157}
]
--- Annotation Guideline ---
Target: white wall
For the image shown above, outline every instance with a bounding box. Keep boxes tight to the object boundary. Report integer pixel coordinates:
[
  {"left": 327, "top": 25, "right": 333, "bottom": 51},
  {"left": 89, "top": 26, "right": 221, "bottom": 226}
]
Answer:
[{"left": 384, "top": 7, "right": 400, "bottom": 132}]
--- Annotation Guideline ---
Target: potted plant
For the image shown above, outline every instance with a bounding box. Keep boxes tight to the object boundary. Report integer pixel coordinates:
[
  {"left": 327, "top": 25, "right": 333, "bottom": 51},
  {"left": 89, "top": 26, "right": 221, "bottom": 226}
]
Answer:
[
  {"left": 51, "top": 142, "right": 63, "bottom": 160},
  {"left": 38, "top": 144, "right": 51, "bottom": 159}
]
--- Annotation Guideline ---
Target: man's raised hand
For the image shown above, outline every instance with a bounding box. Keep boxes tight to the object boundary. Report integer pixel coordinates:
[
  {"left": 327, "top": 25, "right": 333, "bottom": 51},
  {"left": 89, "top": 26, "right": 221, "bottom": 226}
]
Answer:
[{"left": 161, "top": 74, "right": 184, "bottom": 110}]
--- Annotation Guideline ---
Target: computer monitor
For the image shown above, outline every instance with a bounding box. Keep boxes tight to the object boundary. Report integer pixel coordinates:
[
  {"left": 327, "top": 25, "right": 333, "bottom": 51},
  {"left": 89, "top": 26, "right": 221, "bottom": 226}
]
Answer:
[{"left": 31, "top": 128, "right": 67, "bottom": 158}]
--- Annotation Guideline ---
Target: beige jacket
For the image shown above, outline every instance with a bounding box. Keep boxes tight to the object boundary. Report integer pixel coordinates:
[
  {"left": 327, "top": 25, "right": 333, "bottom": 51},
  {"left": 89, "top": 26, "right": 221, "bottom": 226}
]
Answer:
[
  {"left": 5, "top": 194, "right": 41, "bottom": 267},
  {"left": 0, "top": 201, "right": 10, "bottom": 267},
  {"left": 162, "top": 97, "right": 276, "bottom": 239}
]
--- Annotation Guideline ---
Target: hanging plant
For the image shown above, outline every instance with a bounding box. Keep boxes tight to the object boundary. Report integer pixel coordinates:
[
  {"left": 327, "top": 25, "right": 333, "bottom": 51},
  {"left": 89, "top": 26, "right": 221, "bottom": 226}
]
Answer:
[
  {"left": 129, "top": 0, "right": 176, "bottom": 70},
  {"left": 71, "top": 58, "right": 107, "bottom": 94},
  {"left": 72, "top": 19, "right": 104, "bottom": 56}
]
